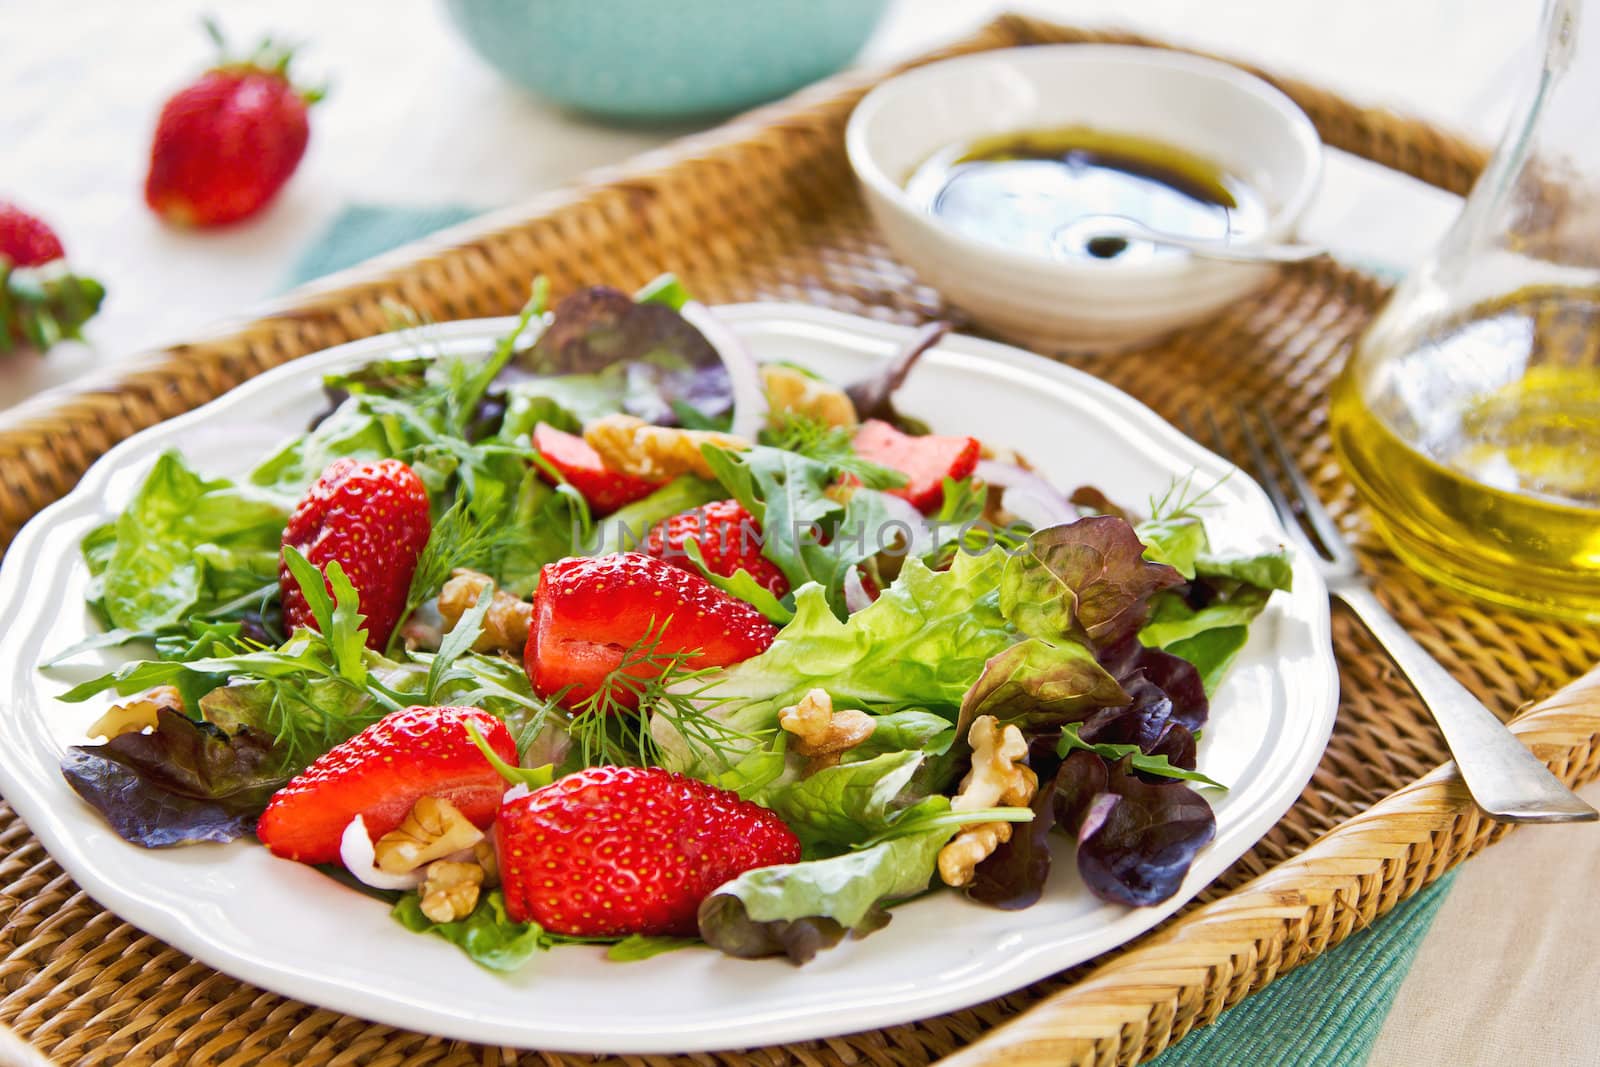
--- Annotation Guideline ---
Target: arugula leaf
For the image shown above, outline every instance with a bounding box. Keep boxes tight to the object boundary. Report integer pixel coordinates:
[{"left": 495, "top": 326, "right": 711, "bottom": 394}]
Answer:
[
  {"left": 392, "top": 889, "right": 549, "bottom": 972},
  {"left": 697, "top": 827, "right": 955, "bottom": 963},
  {"left": 426, "top": 584, "right": 493, "bottom": 702},
  {"left": 1056, "top": 722, "right": 1226, "bottom": 788},
  {"left": 700, "top": 444, "right": 841, "bottom": 595}
]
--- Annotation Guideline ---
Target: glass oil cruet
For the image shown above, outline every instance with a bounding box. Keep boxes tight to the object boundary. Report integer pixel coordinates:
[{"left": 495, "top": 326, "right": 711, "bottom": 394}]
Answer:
[{"left": 1331, "top": 0, "right": 1600, "bottom": 622}]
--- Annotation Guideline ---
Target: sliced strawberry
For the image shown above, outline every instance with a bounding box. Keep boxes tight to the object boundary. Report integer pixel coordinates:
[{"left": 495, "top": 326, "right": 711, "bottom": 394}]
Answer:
[
  {"left": 532, "top": 423, "right": 662, "bottom": 516},
  {"left": 644, "top": 499, "right": 789, "bottom": 597},
  {"left": 851, "top": 419, "right": 980, "bottom": 513},
  {"left": 257, "top": 705, "right": 516, "bottom": 866},
  {"left": 525, "top": 552, "right": 777, "bottom": 710},
  {"left": 496, "top": 765, "right": 801, "bottom": 936},
  {"left": 279, "top": 457, "right": 432, "bottom": 650}
]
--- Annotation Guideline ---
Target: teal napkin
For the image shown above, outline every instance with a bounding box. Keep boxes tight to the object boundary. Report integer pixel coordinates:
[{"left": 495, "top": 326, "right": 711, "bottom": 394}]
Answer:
[{"left": 289, "top": 205, "right": 1454, "bottom": 1065}]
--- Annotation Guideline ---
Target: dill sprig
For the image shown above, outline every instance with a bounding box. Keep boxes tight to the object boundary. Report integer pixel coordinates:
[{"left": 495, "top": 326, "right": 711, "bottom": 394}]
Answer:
[
  {"left": 761, "top": 411, "right": 908, "bottom": 490},
  {"left": 564, "top": 617, "right": 757, "bottom": 770},
  {"left": 1147, "top": 470, "right": 1230, "bottom": 524}
]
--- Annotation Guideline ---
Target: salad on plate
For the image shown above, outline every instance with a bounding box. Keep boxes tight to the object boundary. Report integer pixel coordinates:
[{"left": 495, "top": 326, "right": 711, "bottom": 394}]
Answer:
[{"left": 45, "top": 278, "right": 1291, "bottom": 970}]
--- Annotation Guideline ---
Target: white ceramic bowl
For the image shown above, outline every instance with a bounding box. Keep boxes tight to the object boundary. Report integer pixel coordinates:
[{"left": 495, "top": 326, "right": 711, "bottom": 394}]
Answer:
[{"left": 846, "top": 45, "right": 1323, "bottom": 352}]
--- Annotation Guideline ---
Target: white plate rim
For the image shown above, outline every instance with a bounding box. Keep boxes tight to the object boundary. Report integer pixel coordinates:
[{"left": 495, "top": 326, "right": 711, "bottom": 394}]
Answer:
[{"left": 0, "top": 304, "right": 1338, "bottom": 1053}]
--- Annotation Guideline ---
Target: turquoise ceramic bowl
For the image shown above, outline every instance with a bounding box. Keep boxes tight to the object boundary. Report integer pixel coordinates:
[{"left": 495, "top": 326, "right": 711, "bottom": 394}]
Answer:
[{"left": 443, "top": 0, "right": 891, "bottom": 120}]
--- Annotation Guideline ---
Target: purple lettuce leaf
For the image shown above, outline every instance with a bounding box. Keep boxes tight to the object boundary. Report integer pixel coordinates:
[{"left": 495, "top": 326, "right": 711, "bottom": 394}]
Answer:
[
  {"left": 1096, "top": 635, "right": 1209, "bottom": 734},
  {"left": 516, "top": 286, "right": 730, "bottom": 426},
  {"left": 1072, "top": 757, "right": 1217, "bottom": 907},
  {"left": 843, "top": 321, "right": 950, "bottom": 425},
  {"left": 1002, "top": 517, "right": 1184, "bottom": 649},
  {"left": 60, "top": 706, "right": 286, "bottom": 848},
  {"left": 965, "top": 773, "right": 1059, "bottom": 911}
]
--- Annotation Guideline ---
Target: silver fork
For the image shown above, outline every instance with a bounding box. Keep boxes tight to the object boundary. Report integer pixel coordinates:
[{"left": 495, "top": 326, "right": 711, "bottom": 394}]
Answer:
[{"left": 1192, "top": 403, "right": 1597, "bottom": 824}]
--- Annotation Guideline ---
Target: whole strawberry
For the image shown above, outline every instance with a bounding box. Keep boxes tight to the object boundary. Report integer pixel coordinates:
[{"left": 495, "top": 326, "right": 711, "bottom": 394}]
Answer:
[
  {"left": 496, "top": 766, "right": 801, "bottom": 936},
  {"left": 280, "top": 458, "right": 432, "bottom": 650},
  {"left": 644, "top": 499, "right": 789, "bottom": 597},
  {"left": 0, "top": 201, "right": 65, "bottom": 267},
  {"left": 145, "top": 20, "right": 324, "bottom": 227},
  {"left": 525, "top": 552, "right": 778, "bottom": 710},
  {"left": 259, "top": 705, "right": 516, "bottom": 865},
  {"left": 0, "top": 201, "right": 105, "bottom": 356}
]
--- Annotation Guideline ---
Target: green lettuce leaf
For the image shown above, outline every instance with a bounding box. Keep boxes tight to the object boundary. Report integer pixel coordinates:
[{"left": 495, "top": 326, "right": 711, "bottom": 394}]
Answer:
[
  {"left": 605, "top": 935, "right": 699, "bottom": 962},
  {"left": 392, "top": 889, "right": 549, "bottom": 972},
  {"left": 696, "top": 827, "right": 955, "bottom": 963},
  {"left": 958, "top": 637, "right": 1126, "bottom": 731},
  {"left": 659, "top": 550, "right": 1014, "bottom": 776},
  {"left": 764, "top": 751, "right": 927, "bottom": 853},
  {"left": 89, "top": 451, "right": 287, "bottom": 632}
]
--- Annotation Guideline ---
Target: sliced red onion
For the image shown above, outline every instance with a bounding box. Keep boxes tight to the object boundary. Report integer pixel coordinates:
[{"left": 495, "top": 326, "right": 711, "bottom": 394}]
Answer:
[
  {"left": 680, "top": 301, "right": 768, "bottom": 441},
  {"left": 872, "top": 491, "right": 934, "bottom": 557},
  {"left": 973, "top": 459, "right": 1078, "bottom": 529},
  {"left": 843, "top": 566, "right": 874, "bottom": 614},
  {"left": 339, "top": 815, "right": 426, "bottom": 891}
]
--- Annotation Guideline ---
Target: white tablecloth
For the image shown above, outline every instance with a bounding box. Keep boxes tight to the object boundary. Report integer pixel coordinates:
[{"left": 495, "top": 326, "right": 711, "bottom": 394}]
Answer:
[{"left": 3, "top": 1, "right": 1594, "bottom": 1062}]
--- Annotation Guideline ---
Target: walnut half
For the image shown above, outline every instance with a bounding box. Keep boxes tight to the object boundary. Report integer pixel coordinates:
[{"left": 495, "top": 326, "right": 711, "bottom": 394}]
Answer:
[
  {"left": 762, "top": 365, "right": 858, "bottom": 429},
  {"left": 87, "top": 685, "right": 184, "bottom": 740},
  {"left": 937, "top": 715, "right": 1038, "bottom": 887},
  {"left": 583, "top": 413, "right": 749, "bottom": 481},
  {"left": 778, "top": 688, "right": 875, "bottom": 774},
  {"left": 438, "top": 569, "right": 532, "bottom": 654},
  {"left": 374, "top": 796, "right": 484, "bottom": 874},
  {"left": 420, "top": 860, "right": 484, "bottom": 923}
]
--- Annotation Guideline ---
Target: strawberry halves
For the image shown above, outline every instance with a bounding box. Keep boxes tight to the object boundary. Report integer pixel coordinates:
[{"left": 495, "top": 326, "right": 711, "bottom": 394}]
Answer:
[
  {"left": 851, "top": 419, "right": 980, "bottom": 513},
  {"left": 496, "top": 766, "right": 801, "bottom": 936},
  {"left": 524, "top": 552, "right": 777, "bottom": 710},
  {"left": 257, "top": 705, "right": 516, "bottom": 866}
]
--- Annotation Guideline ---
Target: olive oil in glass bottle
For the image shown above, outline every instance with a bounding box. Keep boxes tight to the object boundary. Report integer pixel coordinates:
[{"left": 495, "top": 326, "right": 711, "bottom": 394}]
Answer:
[{"left": 1331, "top": 0, "right": 1600, "bottom": 621}]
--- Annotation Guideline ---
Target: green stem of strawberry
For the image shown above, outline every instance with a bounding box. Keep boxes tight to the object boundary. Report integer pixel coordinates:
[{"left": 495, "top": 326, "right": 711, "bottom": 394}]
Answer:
[
  {"left": 199, "top": 14, "right": 327, "bottom": 105},
  {"left": 465, "top": 721, "right": 555, "bottom": 790}
]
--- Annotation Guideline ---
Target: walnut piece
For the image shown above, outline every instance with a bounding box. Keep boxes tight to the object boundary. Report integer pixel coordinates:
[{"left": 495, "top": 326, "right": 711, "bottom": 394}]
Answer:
[
  {"left": 938, "top": 715, "right": 1038, "bottom": 887},
  {"left": 778, "top": 688, "right": 876, "bottom": 774},
  {"left": 583, "top": 413, "right": 748, "bottom": 481},
  {"left": 374, "top": 796, "right": 484, "bottom": 874},
  {"left": 472, "top": 839, "right": 500, "bottom": 887},
  {"left": 762, "top": 365, "right": 858, "bottom": 429},
  {"left": 419, "top": 860, "right": 484, "bottom": 923},
  {"left": 87, "top": 685, "right": 184, "bottom": 740},
  {"left": 438, "top": 569, "right": 532, "bottom": 654}
]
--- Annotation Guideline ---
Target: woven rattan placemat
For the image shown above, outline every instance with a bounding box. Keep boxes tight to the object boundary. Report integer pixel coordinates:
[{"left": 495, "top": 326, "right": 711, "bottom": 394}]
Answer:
[{"left": 2, "top": 15, "right": 1597, "bottom": 1066}]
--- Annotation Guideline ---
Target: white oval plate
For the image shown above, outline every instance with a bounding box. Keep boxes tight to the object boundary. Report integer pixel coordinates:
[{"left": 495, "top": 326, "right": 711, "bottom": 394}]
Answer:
[{"left": 0, "top": 305, "right": 1337, "bottom": 1054}]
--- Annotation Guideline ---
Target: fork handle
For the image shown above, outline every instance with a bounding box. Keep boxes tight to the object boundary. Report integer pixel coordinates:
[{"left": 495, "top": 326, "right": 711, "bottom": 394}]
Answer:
[{"left": 1336, "top": 586, "right": 1597, "bottom": 823}]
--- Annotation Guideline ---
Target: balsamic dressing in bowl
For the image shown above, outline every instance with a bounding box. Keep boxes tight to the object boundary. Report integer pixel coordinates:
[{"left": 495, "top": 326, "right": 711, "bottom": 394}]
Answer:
[{"left": 905, "top": 127, "right": 1266, "bottom": 263}]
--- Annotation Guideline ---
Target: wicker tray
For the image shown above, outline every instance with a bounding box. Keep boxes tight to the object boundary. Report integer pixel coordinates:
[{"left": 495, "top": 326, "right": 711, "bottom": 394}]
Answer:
[{"left": 2, "top": 15, "right": 1598, "bottom": 1066}]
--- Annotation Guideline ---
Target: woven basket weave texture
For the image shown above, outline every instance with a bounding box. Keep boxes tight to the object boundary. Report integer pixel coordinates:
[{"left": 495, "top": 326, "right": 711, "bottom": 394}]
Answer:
[{"left": 1, "top": 15, "right": 1596, "bottom": 1067}]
